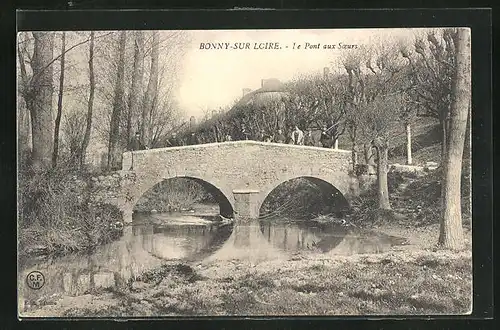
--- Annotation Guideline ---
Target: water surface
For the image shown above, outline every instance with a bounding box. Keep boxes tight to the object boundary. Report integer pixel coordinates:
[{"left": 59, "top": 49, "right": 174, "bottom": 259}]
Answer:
[{"left": 18, "top": 209, "right": 404, "bottom": 312}]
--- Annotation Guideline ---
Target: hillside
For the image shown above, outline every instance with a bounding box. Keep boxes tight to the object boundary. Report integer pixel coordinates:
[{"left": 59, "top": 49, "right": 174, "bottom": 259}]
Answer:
[{"left": 335, "top": 116, "right": 443, "bottom": 166}]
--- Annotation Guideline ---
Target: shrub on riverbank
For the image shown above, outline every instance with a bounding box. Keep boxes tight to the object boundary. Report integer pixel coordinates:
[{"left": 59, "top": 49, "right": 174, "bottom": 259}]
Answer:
[
  {"left": 18, "top": 165, "right": 123, "bottom": 257},
  {"left": 260, "top": 178, "right": 339, "bottom": 220},
  {"left": 348, "top": 167, "right": 471, "bottom": 228},
  {"left": 134, "top": 178, "right": 215, "bottom": 213}
]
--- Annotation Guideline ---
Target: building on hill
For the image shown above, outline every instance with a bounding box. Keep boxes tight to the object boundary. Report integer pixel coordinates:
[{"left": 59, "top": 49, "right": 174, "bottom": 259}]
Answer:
[{"left": 232, "top": 78, "right": 289, "bottom": 110}]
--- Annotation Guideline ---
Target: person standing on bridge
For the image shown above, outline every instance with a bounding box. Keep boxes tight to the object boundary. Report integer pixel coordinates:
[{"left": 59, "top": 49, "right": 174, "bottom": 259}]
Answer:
[
  {"left": 256, "top": 129, "right": 266, "bottom": 142},
  {"left": 291, "top": 126, "right": 304, "bottom": 145},
  {"left": 263, "top": 133, "right": 273, "bottom": 143},
  {"left": 304, "top": 129, "right": 314, "bottom": 146},
  {"left": 320, "top": 125, "right": 332, "bottom": 148},
  {"left": 188, "top": 132, "right": 200, "bottom": 145},
  {"left": 273, "top": 128, "right": 286, "bottom": 144},
  {"left": 128, "top": 132, "right": 145, "bottom": 151},
  {"left": 238, "top": 124, "right": 251, "bottom": 141},
  {"left": 167, "top": 132, "right": 181, "bottom": 147}
]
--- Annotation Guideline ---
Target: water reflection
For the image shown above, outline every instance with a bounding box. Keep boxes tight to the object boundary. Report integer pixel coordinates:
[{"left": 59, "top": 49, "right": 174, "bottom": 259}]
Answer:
[
  {"left": 259, "top": 219, "right": 406, "bottom": 255},
  {"left": 260, "top": 220, "right": 350, "bottom": 252},
  {"left": 18, "top": 211, "right": 406, "bottom": 313},
  {"left": 18, "top": 212, "right": 233, "bottom": 312}
]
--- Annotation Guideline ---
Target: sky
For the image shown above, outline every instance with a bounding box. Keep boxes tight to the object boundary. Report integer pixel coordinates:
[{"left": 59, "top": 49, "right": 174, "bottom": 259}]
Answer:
[{"left": 175, "top": 28, "right": 426, "bottom": 119}]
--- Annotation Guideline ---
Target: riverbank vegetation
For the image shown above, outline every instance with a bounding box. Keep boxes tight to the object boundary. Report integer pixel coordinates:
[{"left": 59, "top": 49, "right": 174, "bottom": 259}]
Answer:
[
  {"left": 17, "top": 31, "right": 189, "bottom": 257},
  {"left": 134, "top": 178, "right": 215, "bottom": 213},
  {"left": 18, "top": 162, "right": 123, "bottom": 258}
]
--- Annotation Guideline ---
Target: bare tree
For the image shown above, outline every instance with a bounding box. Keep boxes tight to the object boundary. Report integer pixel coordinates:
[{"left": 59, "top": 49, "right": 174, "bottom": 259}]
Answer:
[
  {"left": 17, "top": 33, "right": 32, "bottom": 155},
  {"left": 141, "top": 31, "right": 159, "bottom": 148},
  {"left": 363, "top": 95, "right": 405, "bottom": 210},
  {"left": 438, "top": 28, "right": 471, "bottom": 250},
  {"left": 341, "top": 47, "right": 379, "bottom": 174},
  {"left": 63, "top": 110, "right": 86, "bottom": 163},
  {"left": 285, "top": 72, "right": 348, "bottom": 142},
  {"left": 404, "top": 29, "right": 457, "bottom": 161},
  {"left": 107, "top": 31, "right": 127, "bottom": 170},
  {"left": 80, "top": 31, "right": 95, "bottom": 168},
  {"left": 126, "top": 31, "right": 145, "bottom": 147},
  {"left": 52, "top": 31, "right": 66, "bottom": 167},
  {"left": 30, "top": 32, "right": 55, "bottom": 171},
  {"left": 341, "top": 43, "right": 408, "bottom": 210}
]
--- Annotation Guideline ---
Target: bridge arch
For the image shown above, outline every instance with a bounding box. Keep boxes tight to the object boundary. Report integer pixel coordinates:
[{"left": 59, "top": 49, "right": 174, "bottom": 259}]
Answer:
[
  {"left": 257, "top": 175, "right": 351, "bottom": 218},
  {"left": 132, "top": 175, "right": 234, "bottom": 218}
]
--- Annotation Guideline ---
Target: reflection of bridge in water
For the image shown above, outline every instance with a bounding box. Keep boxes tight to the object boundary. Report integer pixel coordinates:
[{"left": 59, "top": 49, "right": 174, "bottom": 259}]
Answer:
[
  {"left": 18, "top": 214, "right": 404, "bottom": 313},
  {"left": 17, "top": 220, "right": 328, "bottom": 304},
  {"left": 18, "top": 222, "right": 231, "bottom": 307}
]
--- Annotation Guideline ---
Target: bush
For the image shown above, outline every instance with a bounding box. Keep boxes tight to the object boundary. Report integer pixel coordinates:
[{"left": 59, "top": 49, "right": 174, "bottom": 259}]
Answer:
[
  {"left": 18, "top": 165, "right": 123, "bottom": 256},
  {"left": 260, "top": 178, "right": 340, "bottom": 219},
  {"left": 134, "top": 178, "right": 214, "bottom": 212}
]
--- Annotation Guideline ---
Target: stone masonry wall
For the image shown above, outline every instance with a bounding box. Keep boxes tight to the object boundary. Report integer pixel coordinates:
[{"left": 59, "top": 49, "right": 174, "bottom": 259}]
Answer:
[{"left": 97, "top": 141, "right": 359, "bottom": 221}]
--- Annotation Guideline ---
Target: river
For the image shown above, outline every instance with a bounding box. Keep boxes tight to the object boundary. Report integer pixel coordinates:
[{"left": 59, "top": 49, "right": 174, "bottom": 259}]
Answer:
[{"left": 18, "top": 205, "right": 406, "bottom": 313}]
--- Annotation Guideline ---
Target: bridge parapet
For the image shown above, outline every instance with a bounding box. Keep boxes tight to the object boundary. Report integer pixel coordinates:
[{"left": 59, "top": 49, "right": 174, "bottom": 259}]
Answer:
[{"left": 95, "top": 141, "right": 363, "bottom": 223}]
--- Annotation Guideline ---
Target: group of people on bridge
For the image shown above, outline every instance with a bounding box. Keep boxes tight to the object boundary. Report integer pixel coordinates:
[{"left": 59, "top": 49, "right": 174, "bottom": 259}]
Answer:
[
  {"left": 233, "top": 124, "right": 336, "bottom": 148},
  {"left": 127, "top": 124, "right": 337, "bottom": 152}
]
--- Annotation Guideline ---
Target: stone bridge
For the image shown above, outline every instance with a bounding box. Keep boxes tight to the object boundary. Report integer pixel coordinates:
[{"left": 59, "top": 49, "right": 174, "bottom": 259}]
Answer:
[{"left": 94, "top": 141, "right": 366, "bottom": 223}]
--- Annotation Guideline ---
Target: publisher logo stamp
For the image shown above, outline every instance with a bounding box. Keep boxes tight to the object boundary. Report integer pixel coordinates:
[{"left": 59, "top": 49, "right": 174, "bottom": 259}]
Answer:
[{"left": 26, "top": 271, "right": 45, "bottom": 290}]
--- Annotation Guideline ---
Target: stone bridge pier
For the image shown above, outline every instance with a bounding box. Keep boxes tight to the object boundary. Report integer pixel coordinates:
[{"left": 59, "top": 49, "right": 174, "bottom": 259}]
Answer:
[{"left": 232, "top": 189, "right": 260, "bottom": 222}]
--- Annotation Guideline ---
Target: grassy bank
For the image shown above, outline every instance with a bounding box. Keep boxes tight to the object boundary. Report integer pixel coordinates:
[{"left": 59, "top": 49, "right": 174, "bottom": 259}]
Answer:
[
  {"left": 21, "top": 245, "right": 472, "bottom": 317},
  {"left": 347, "top": 166, "right": 471, "bottom": 230}
]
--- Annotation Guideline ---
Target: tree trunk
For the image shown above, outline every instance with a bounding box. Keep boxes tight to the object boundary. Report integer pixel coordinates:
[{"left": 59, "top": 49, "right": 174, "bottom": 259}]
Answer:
[
  {"left": 107, "top": 31, "right": 127, "bottom": 170},
  {"left": 463, "top": 103, "right": 471, "bottom": 160},
  {"left": 80, "top": 31, "right": 95, "bottom": 169},
  {"left": 405, "top": 122, "right": 412, "bottom": 165},
  {"left": 141, "top": 31, "right": 159, "bottom": 148},
  {"left": 374, "top": 138, "right": 391, "bottom": 210},
  {"left": 127, "top": 31, "right": 144, "bottom": 147},
  {"left": 30, "top": 32, "right": 55, "bottom": 171},
  {"left": 52, "top": 31, "right": 66, "bottom": 167},
  {"left": 333, "top": 138, "right": 339, "bottom": 150},
  {"left": 438, "top": 28, "right": 470, "bottom": 250},
  {"left": 17, "top": 38, "right": 31, "bottom": 154},
  {"left": 17, "top": 103, "right": 30, "bottom": 153},
  {"left": 440, "top": 117, "right": 448, "bottom": 163},
  {"left": 364, "top": 142, "right": 376, "bottom": 175},
  {"left": 351, "top": 143, "right": 358, "bottom": 172}
]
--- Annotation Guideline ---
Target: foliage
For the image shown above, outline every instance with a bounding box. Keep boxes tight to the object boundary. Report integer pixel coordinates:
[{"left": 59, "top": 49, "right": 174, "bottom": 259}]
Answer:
[
  {"left": 18, "top": 164, "right": 123, "bottom": 256},
  {"left": 260, "top": 178, "right": 343, "bottom": 220},
  {"left": 134, "top": 178, "right": 215, "bottom": 212},
  {"left": 348, "top": 168, "right": 471, "bottom": 228},
  {"left": 179, "top": 72, "right": 352, "bottom": 145},
  {"left": 403, "top": 29, "right": 457, "bottom": 121}
]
